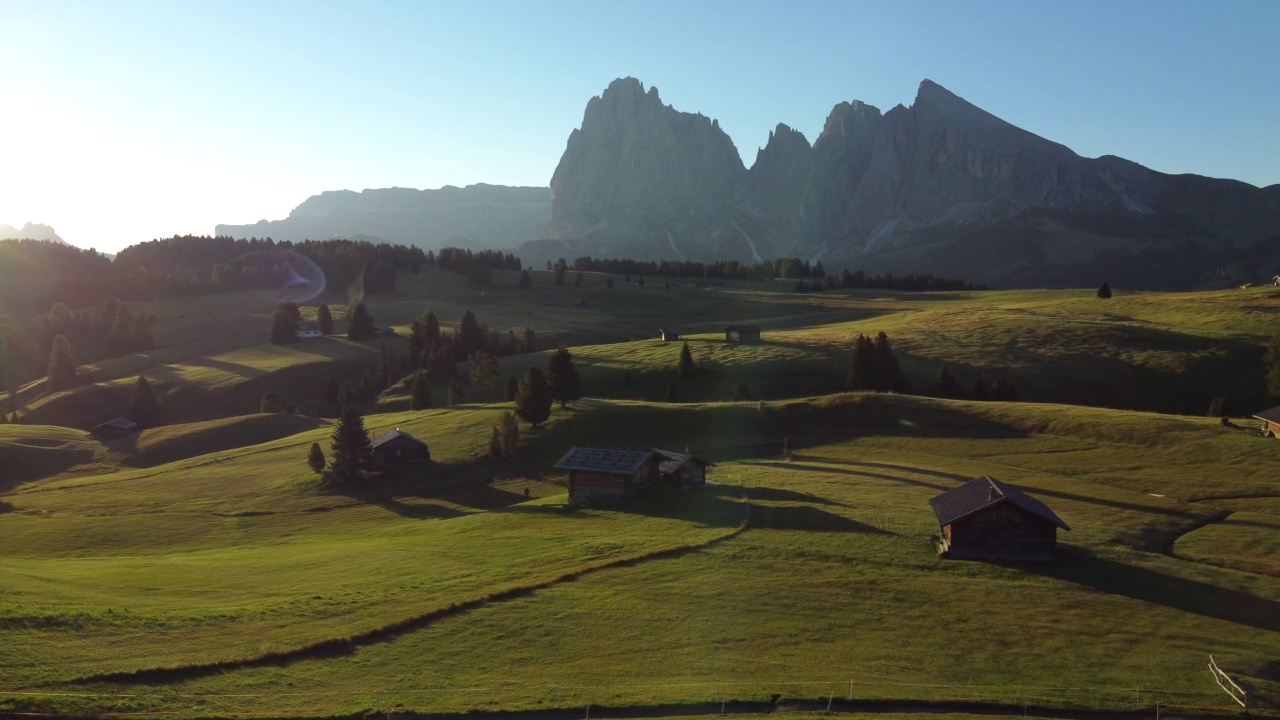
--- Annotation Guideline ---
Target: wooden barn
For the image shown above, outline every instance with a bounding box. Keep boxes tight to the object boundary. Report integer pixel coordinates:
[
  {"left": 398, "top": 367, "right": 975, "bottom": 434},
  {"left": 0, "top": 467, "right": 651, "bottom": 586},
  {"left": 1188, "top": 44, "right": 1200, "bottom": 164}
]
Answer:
[
  {"left": 88, "top": 417, "right": 139, "bottom": 440},
  {"left": 555, "top": 448, "right": 658, "bottom": 505},
  {"left": 371, "top": 428, "right": 431, "bottom": 467},
  {"left": 929, "top": 475, "right": 1069, "bottom": 562},
  {"left": 659, "top": 327, "right": 681, "bottom": 342},
  {"left": 724, "top": 325, "right": 761, "bottom": 343},
  {"left": 654, "top": 449, "right": 713, "bottom": 488},
  {"left": 1252, "top": 405, "right": 1280, "bottom": 436}
]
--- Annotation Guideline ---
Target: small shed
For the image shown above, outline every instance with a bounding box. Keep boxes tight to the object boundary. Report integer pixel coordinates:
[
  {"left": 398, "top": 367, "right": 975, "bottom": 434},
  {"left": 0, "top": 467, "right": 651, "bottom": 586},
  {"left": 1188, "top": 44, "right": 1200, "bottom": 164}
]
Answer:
[
  {"left": 1252, "top": 405, "right": 1280, "bottom": 436},
  {"left": 660, "top": 327, "right": 681, "bottom": 342},
  {"left": 555, "top": 447, "right": 658, "bottom": 505},
  {"left": 724, "top": 325, "right": 762, "bottom": 343},
  {"left": 371, "top": 428, "right": 431, "bottom": 467},
  {"left": 88, "top": 417, "right": 140, "bottom": 440},
  {"left": 296, "top": 320, "right": 323, "bottom": 339},
  {"left": 654, "top": 449, "right": 714, "bottom": 488},
  {"left": 929, "top": 475, "right": 1069, "bottom": 562}
]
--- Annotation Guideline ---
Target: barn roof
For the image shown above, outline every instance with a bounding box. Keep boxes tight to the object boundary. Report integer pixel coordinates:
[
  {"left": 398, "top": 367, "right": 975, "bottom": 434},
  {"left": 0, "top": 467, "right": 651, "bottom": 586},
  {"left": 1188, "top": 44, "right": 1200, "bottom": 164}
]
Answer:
[
  {"left": 92, "top": 417, "right": 139, "bottom": 432},
  {"left": 371, "top": 428, "right": 427, "bottom": 449},
  {"left": 555, "top": 448, "right": 654, "bottom": 475},
  {"left": 1253, "top": 404, "right": 1280, "bottom": 424},
  {"left": 929, "top": 475, "right": 1070, "bottom": 530},
  {"left": 653, "top": 448, "right": 714, "bottom": 475}
]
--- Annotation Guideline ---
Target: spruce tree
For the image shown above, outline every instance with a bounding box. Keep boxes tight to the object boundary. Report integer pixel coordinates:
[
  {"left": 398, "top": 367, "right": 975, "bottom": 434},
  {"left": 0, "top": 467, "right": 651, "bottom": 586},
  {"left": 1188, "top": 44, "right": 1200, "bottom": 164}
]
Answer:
[
  {"left": 664, "top": 382, "right": 680, "bottom": 403},
  {"left": 848, "top": 334, "right": 877, "bottom": 391},
  {"left": 457, "top": 309, "right": 484, "bottom": 358},
  {"left": 500, "top": 410, "right": 520, "bottom": 456},
  {"left": 329, "top": 404, "right": 374, "bottom": 483},
  {"left": 993, "top": 378, "right": 1020, "bottom": 402},
  {"left": 554, "top": 265, "right": 565, "bottom": 286},
  {"left": 307, "top": 442, "right": 326, "bottom": 474},
  {"left": 1097, "top": 282, "right": 1112, "bottom": 299},
  {"left": 127, "top": 375, "right": 162, "bottom": 427},
  {"left": 514, "top": 367, "right": 552, "bottom": 426},
  {"left": 519, "top": 270, "right": 532, "bottom": 288},
  {"left": 547, "top": 347, "right": 582, "bottom": 408},
  {"left": 261, "top": 391, "right": 284, "bottom": 413},
  {"left": 872, "top": 332, "right": 905, "bottom": 392},
  {"left": 427, "top": 346, "right": 458, "bottom": 385},
  {"left": 271, "top": 303, "right": 299, "bottom": 344},
  {"left": 505, "top": 375, "right": 519, "bottom": 401},
  {"left": 470, "top": 351, "right": 500, "bottom": 399},
  {"left": 973, "top": 376, "right": 992, "bottom": 401},
  {"left": 936, "top": 367, "right": 963, "bottom": 399},
  {"left": 316, "top": 304, "right": 334, "bottom": 335},
  {"left": 326, "top": 374, "right": 341, "bottom": 406},
  {"left": 110, "top": 303, "right": 135, "bottom": 355},
  {"left": 46, "top": 334, "right": 76, "bottom": 391},
  {"left": 346, "top": 302, "right": 376, "bottom": 340},
  {"left": 677, "top": 342, "right": 696, "bottom": 381},
  {"left": 448, "top": 379, "right": 464, "bottom": 406},
  {"left": 733, "top": 380, "right": 752, "bottom": 401},
  {"left": 409, "top": 370, "right": 433, "bottom": 410},
  {"left": 523, "top": 327, "right": 537, "bottom": 353}
]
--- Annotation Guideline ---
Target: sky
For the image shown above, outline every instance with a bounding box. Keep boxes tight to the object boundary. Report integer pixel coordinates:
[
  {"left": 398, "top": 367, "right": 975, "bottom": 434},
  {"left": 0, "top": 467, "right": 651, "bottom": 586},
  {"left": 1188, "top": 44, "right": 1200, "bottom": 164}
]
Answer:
[{"left": 1, "top": 0, "right": 1278, "bottom": 253}]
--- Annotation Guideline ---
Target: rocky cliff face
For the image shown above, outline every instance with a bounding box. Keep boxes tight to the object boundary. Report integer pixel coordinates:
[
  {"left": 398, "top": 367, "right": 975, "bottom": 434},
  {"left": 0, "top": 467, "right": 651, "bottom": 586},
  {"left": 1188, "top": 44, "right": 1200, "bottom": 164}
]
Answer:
[
  {"left": 0, "top": 222, "right": 64, "bottom": 244},
  {"left": 216, "top": 184, "right": 550, "bottom": 251},
  {"left": 548, "top": 79, "right": 1280, "bottom": 288}
]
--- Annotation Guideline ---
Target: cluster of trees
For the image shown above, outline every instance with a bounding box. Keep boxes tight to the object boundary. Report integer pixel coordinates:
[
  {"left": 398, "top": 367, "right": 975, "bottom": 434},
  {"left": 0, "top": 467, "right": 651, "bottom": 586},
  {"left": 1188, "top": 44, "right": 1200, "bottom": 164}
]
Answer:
[
  {"left": 433, "top": 247, "right": 522, "bottom": 279},
  {"left": 934, "top": 367, "right": 1020, "bottom": 401},
  {"left": 0, "top": 240, "right": 114, "bottom": 310},
  {"left": 511, "top": 348, "right": 582, "bottom": 426},
  {"left": 308, "top": 402, "right": 375, "bottom": 485},
  {"left": 3, "top": 299, "right": 156, "bottom": 389},
  {"left": 848, "top": 332, "right": 908, "bottom": 393}
]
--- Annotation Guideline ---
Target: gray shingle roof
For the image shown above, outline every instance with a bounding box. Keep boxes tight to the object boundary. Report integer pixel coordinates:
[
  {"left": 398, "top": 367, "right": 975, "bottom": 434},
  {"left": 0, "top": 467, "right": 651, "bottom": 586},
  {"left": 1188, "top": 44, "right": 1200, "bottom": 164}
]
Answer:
[
  {"left": 371, "top": 428, "right": 425, "bottom": 449},
  {"left": 1253, "top": 405, "right": 1280, "bottom": 424},
  {"left": 555, "top": 448, "right": 654, "bottom": 475},
  {"left": 928, "top": 475, "right": 1070, "bottom": 530},
  {"left": 653, "top": 449, "right": 714, "bottom": 475}
]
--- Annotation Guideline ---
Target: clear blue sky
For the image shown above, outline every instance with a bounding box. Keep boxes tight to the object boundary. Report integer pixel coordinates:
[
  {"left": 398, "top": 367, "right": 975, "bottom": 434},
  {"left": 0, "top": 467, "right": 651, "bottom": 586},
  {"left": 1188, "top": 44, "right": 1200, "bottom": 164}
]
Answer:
[{"left": 2, "top": 0, "right": 1277, "bottom": 252}]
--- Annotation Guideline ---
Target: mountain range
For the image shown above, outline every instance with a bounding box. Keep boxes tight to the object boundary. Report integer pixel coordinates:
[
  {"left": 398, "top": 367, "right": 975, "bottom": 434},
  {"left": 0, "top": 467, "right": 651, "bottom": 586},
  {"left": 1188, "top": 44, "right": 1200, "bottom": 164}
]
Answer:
[
  {"left": 217, "top": 79, "right": 1280, "bottom": 288},
  {"left": 0, "top": 223, "right": 64, "bottom": 244}
]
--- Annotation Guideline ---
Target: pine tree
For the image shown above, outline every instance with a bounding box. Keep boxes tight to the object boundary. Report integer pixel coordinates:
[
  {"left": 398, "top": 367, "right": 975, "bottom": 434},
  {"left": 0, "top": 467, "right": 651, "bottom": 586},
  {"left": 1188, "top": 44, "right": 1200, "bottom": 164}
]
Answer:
[
  {"left": 261, "top": 391, "right": 284, "bottom": 413},
  {"left": 993, "top": 378, "right": 1020, "bottom": 402},
  {"left": 426, "top": 346, "right": 458, "bottom": 385},
  {"left": 326, "top": 374, "right": 341, "bottom": 406},
  {"left": 46, "top": 334, "right": 76, "bottom": 391},
  {"left": 505, "top": 375, "right": 519, "bottom": 401},
  {"left": 127, "top": 375, "right": 162, "bottom": 427},
  {"left": 271, "top": 303, "right": 299, "bottom": 344},
  {"left": 973, "top": 376, "right": 992, "bottom": 401},
  {"left": 457, "top": 309, "right": 484, "bottom": 358},
  {"left": 316, "top": 304, "right": 334, "bottom": 335},
  {"left": 664, "top": 382, "right": 680, "bottom": 403},
  {"left": 409, "top": 370, "right": 433, "bottom": 410},
  {"left": 514, "top": 367, "right": 552, "bottom": 426},
  {"left": 329, "top": 404, "right": 374, "bottom": 483},
  {"left": 554, "top": 265, "right": 565, "bottom": 286},
  {"left": 519, "top": 270, "right": 532, "bottom": 288},
  {"left": 1207, "top": 396, "right": 1233, "bottom": 418},
  {"left": 733, "top": 380, "right": 752, "bottom": 401},
  {"left": 523, "top": 327, "right": 537, "bottom": 353},
  {"left": 448, "top": 379, "right": 464, "bottom": 406},
  {"left": 1097, "top": 282, "right": 1112, "bottom": 299},
  {"left": 872, "top": 332, "right": 905, "bottom": 392},
  {"left": 469, "top": 351, "right": 500, "bottom": 399},
  {"left": 677, "top": 342, "right": 696, "bottom": 381},
  {"left": 935, "top": 367, "right": 963, "bottom": 399},
  {"left": 547, "top": 347, "right": 582, "bottom": 408},
  {"left": 110, "top": 303, "right": 135, "bottom": 355},
  {"left": 346, "top": 302, "right": 376, "bottom": 340},
  {"left": 307, "top": 442, "right": 326, "bottom": 474},
  {"left": 500, "top": 410, "right": 520, "bottom": 456},
  {"left": 848, "top": 334, "right": 877, "bottom": 391}
]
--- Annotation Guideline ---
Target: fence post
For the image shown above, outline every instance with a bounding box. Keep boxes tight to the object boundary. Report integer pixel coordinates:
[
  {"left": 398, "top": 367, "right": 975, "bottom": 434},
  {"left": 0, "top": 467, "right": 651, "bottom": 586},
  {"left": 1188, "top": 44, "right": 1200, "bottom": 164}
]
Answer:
[
  {"left": 848, "top": 679, "right": 853, "bottom": 701},
  {"left": 827, "top": 690, "right": 834, "bottom": 712}
]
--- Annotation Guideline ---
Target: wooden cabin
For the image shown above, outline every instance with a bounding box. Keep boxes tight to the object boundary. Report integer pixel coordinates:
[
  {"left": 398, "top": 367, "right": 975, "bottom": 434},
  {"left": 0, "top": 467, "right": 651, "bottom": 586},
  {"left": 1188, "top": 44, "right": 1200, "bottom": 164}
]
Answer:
[
  {"left": 88, "top": 417, "right": 140, "bottom": 440},
  {"left": 555, "top": 448, "right": 658, "bottom": 505},
  {"left": 660, "top": 327, "right": 681, "bottom": 342},
  {"left": 724, "top": 325, "right": 762, "bottom": 343},
  {"left": 1252, "top": 405, "right": 1280, "bottom": 436},
  {"left": 371, "top": 429, "right": 431, "bottom": 467},
  {"left": 929, "top": 475, "right": 1069, "bottom": 562},
  {"left": 654, "top": 449, "right": 713, "bottom": 488}
]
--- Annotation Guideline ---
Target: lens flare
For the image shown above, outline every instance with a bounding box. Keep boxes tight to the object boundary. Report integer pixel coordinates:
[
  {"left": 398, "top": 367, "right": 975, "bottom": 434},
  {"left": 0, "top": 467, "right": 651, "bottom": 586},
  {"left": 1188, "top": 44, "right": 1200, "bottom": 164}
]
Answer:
[{"left": 269, "top": 250, "right": 327, "bottom": 303}]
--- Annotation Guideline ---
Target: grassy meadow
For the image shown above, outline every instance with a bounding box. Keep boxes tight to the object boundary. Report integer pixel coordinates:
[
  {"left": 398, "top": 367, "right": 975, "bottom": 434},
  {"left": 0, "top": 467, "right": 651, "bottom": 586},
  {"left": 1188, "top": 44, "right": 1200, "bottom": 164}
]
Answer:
[{"left": 1, "top": 271, "right": 1279, "bottom": 718}]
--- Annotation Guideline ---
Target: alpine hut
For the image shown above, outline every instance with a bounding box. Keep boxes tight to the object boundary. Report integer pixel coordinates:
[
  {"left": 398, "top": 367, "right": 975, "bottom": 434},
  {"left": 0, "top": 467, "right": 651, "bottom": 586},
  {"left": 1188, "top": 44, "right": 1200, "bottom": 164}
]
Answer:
[
  {"left": 555, "top": 448, "right": 658, "bottom": 505},
  {"left": 1252, "top": 404, "right": 1280, "bottom": 437},
  {"left": 371, "top": 428, "right": 431, "bottom": 467},
  {"left": 88, "top": 417, "right": 140, "bottom": 440},
  {"left": 929, "top": 475, "right": 1069, "bottom": 562},
  {"left": 724, "top": 325, "right": 762, "bottom": 343},
  {"left": 654, "top": 449, "right": 713, "bottom": 488}
]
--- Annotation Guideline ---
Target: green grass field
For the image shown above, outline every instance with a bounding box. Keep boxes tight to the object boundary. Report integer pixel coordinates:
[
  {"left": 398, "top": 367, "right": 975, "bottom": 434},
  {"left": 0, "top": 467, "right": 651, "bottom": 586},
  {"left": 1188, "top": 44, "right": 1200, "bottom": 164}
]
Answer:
[{"left": 2, "top": 393, "right": 1277, "bottom": 717}]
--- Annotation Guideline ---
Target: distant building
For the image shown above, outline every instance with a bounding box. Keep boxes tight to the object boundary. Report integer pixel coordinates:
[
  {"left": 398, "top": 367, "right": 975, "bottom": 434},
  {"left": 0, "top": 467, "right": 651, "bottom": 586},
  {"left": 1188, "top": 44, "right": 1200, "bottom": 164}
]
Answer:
[
  {"left": 371, "top": 428, "right": 431, "bottom": 467},
  {"left": 660, "top": 327, "right": 681, "bottom": 342},
  {"left": 88, "top": 417, "right": 140, "bottom": 441},
  {"left": 724, "top": 325, "right": 762, "bottom": 343},
  {"left": 654, "top": 449, "right": 713, "bottom": 488},
  {"left": 555, "top": 447, "right": 659, "bottom": 505},
  {"left": 296, "top": 320, "right": 323, "bottom": 339},
  {"left": 1252, "top": 405, "right": 1280, "bottom": 437},
  {"left": 929, "top": 475, "right": 1069, "bottom": 562}
]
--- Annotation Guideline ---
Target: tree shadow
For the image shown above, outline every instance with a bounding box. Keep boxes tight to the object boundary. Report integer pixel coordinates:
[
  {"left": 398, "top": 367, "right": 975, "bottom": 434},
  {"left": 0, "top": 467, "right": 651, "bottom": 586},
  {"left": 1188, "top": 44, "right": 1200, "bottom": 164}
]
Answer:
[
  {"left": 750, "top": 504, "right": 897, "bottom": 534},
  {"left": 374, "top": 497, "right": 468, "bottom": 520},
  {"left": 1016, "top": 545, "right": 1280, "bottom": 634},
  {"left": 796, "top": 456, "right": 971, "bottom": 483},
  {"left": 709, "top": 483, "right": 849, "bottom": 508},
  {"left": 739, "top": 460, "right": 953, "bottom": 492}
]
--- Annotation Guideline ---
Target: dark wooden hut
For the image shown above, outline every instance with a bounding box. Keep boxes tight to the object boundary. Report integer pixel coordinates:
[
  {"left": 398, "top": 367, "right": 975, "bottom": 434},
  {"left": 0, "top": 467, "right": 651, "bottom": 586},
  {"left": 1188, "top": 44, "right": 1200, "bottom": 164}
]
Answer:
[
  {"left": 654, "top": 449, "right": 713, "bottom": 488},
  {"left": 929, "top": 475, "right": 1069, "bottom": 562},
  {"left": 724, "top": 325, "right": 762, "bottom": 343},
  {"left": 660, "top": 327, "right": 681, "bottom": 342},
  {"left": 555, "top": 448, "right": 658, "bottom": 505},
  {"left": 1252, "top": 405, "right": 1280, "bottom": 436},
  {"left": 88, "top": 417, "right": 140, "bottom": 440},
  {"left": 371, "top": 429, "right": 431, "bottom": 467}
]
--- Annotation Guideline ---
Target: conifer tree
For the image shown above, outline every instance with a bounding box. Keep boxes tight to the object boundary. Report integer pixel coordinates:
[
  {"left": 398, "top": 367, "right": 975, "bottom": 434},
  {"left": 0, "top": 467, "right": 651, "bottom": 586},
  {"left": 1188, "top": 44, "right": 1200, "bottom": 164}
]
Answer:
[
  {"left": 848, "top": 334, "right": 877, "bottom": 391},
  {"left": 307, "top": 442, "right": 326, "bottom": 474},
  {"left": 677, "top": 342, "right": 696, "bottom": 381},
  {"left": 500, "top": 410, "right": 520, "bottom": 456},
  {"left": 554, "top": 265, "right": 565, "bottom": 286},
  {"left": 448, "top": 379, "right": 464, "bottom": 406},
  {"left": 457, "top": 309, "right": 484, "bottom": 359},
  {"left": 409, "top": 370, "right": 433, "bottom": 410},
  {"left": 605, "top": 277, "right": 614, "bottom": 288},
  {"left": 326, "top": 374, "right": 341, "bottom": 406},
  {"left": 665, "top": 381, "right": 680, "bottom": 403},
  {"left": 470, "top": 351, "right": 500, "bottom": 399},
  {"left": 505, "top": 375, "right": 519, "bottom": 401},
  {"left": 316, "top": 304, "right": 334, "bottom": 335},
  {"left": 523, "top": 327, "right": 537, "bottom": 353},
  {"left": 1097, "top": 282, "right": 1112, "bottom": 299},
  {"left": 110, "top": 303, "right": 135, "bottom": 355},
  {"left": 261, "top": 391, "right": 284, "bottom": 413},
  {"left": 973, "top": 376, "right": 992, "bottom": 401},
  {"left": 733, "top": 379, "right": 752, "bottom": 401},
  {"left": 519, "top": 270, "right": 532, "bottom": 288},
  {"left": 547, "top": 347, "right": 582, "bottom": 408},
  {"left": 346, "top": 302, "right": 376, "bottom": 340},
  {"left": 329, "top": 404, "right": 374, "bottom": 483},
  {"left": 132, "top": 313, "right": 155, "bottom": 351},
  {"left": 46, "top": 334, "right": 76, "bottom": 391},
  {"left": 514, "top": 367, "right": 552, "bottom": 426},
  {"left": 127, "top": 375, "right": 162, "bottom": 427},
  {"left": 574, "top": 272, "right": 583, "bottom": 288},
  {"left": 271, "top": 303, "right": 299, "bottom": 344},
  {"left": 993, "top": 378, "right": 1020, "bottom": 402},
  {"left": 935, "top": 366, "right": 963, "bottom": 399},
  {"left": 426, "top": 346, "right": 458, "bottom": 385}
]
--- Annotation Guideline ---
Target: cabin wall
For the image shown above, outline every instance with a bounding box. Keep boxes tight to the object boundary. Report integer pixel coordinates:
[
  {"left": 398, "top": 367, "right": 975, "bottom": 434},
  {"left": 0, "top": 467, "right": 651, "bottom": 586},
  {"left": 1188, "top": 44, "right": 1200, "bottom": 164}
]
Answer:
[
  {"left": 946, "top": 505, "right": 1057, "bottom": 561},
  {"left": 1265, "top": 420, "right": 1280, "bottom": 437},
  {"left": 569, "top": 470, "right": 633, "bottom": 504}
]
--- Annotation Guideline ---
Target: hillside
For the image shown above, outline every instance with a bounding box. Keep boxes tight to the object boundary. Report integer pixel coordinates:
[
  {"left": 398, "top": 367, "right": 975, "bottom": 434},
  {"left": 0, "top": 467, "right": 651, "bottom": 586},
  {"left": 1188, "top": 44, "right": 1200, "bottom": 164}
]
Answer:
[{"left": 1, "top": 395, "right": 1277, "bottom": 717}]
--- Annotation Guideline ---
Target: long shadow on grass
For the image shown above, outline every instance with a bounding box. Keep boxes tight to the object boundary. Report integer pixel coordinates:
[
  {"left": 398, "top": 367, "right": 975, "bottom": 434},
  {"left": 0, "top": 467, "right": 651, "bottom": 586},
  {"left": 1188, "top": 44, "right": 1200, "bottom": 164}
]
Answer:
[
  {"left": 740, "top": 460, "right": 953, "bottom": 492},
  {"left": 1017, "top": 545, "right": 1280, "bottom": 634},
  {"left": 718, "top": 485, "right": 850, "bottom": 507},
  {"left": 796, "top": 456, "right": 971, "bottom": 483}
]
